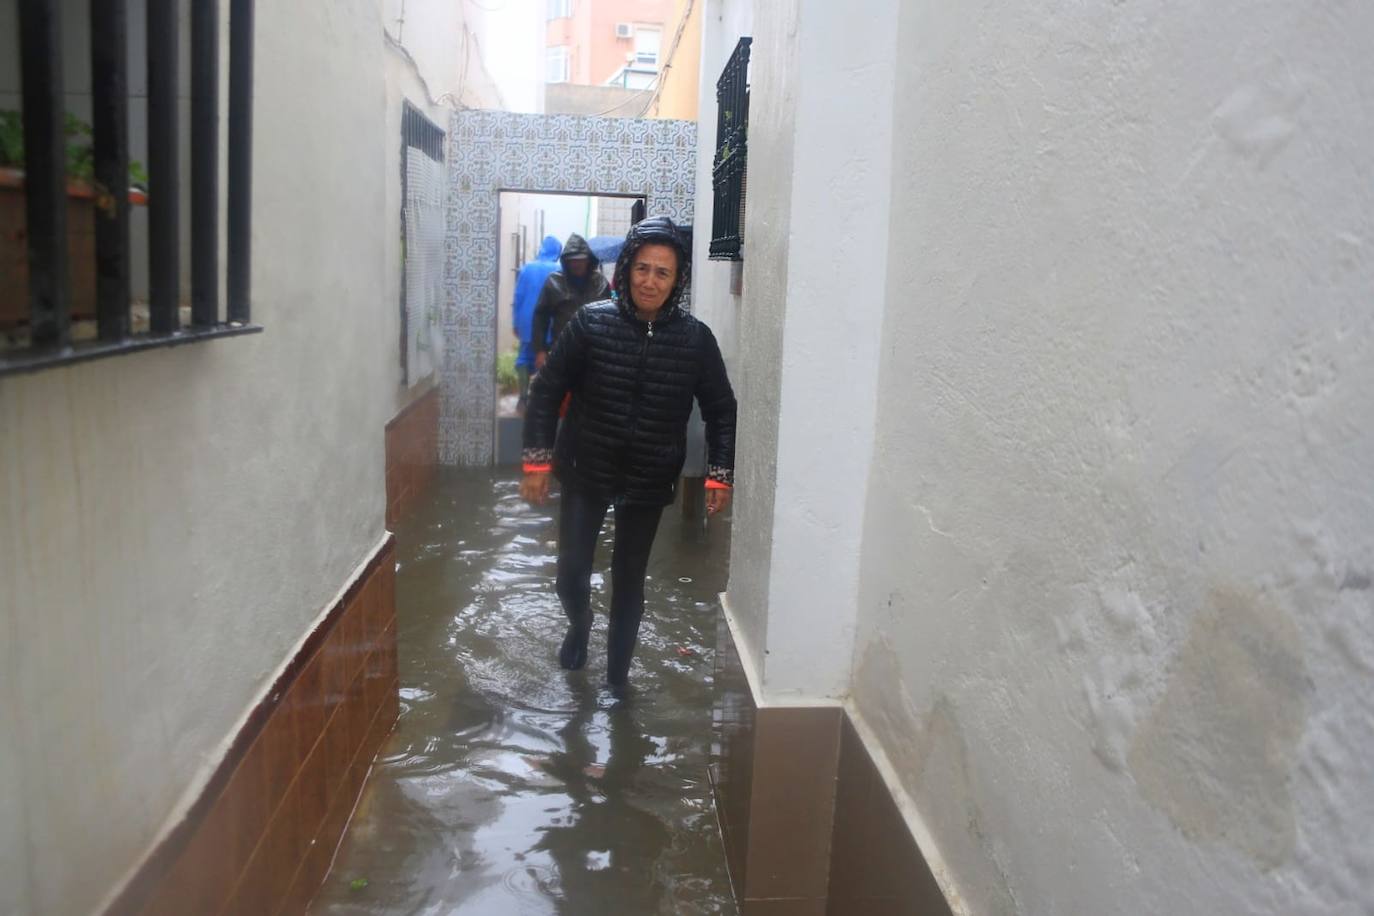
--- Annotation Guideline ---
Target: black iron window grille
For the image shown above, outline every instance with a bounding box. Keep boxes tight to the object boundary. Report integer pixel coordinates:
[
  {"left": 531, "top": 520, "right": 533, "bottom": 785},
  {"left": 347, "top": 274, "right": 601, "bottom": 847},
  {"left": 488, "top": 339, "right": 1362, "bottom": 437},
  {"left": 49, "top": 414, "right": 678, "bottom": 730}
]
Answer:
[
  {"left": 2, "top": 0, "right": 259, "bottom": 378},
  {"left": 399, "top": 102, "right": 445, "bottom": 381},
  {"left": 401, "top": 102, "right": 445, "bottom": 164},
  {"left": 709, "top": 36, "right": 751, "bottom": 262}
]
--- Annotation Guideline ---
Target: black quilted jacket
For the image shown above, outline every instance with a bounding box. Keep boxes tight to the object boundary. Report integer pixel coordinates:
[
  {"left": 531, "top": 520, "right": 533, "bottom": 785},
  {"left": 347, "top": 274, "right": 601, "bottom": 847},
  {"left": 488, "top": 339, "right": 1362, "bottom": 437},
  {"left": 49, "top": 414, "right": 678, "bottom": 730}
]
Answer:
[{"left": 522, "top": 298, "right": 737, "bottom": 506}]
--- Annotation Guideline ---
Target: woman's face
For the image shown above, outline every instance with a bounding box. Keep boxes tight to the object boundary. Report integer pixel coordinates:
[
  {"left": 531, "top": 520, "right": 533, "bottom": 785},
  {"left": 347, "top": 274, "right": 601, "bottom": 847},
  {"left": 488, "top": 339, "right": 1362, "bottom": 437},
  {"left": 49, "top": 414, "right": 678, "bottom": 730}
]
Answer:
[{"left": 628, "top": 243, "right": 678, "bottom": 313}]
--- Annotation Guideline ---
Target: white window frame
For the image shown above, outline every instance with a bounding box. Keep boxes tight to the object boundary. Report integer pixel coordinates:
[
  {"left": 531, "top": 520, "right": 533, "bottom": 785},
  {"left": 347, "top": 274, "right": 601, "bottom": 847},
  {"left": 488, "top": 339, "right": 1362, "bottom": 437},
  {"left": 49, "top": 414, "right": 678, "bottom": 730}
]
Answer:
[
  {"left": 633, "top": 26, "right": 661, "bottom": 67},
  {"left": 545, "top": 46, "right": 571, "bottom": 83},
  {"left": 546, "top": 0, "right": 572, "bottom": 20}
]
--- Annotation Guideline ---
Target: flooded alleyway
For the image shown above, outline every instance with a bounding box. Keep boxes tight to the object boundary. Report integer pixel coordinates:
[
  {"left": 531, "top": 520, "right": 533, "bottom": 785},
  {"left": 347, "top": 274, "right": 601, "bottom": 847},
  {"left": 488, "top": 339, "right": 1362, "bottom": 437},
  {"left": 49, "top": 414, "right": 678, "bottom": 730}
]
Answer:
[{"left": 309, "top": 470, "right": 738, "bottom": 915}]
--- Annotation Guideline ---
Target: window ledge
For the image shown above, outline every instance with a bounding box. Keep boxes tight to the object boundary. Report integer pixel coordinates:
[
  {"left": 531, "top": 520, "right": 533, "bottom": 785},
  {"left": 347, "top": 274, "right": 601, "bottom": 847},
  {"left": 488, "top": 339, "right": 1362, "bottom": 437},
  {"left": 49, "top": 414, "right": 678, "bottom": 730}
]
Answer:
[{"left": 0, "top": 323, "right": 263, "bottom": 378}]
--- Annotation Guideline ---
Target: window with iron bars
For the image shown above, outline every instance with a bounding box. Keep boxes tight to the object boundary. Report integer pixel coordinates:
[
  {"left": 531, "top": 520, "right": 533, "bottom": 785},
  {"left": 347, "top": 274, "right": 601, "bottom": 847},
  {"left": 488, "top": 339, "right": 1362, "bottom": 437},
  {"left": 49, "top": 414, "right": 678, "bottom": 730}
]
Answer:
[
  {"left": 709, "top": 37, "right": 751, "bottom": 261},
  {"left": 2, "top": 0, "right": 259, "bottom": 378},
  {"left": 399, "top": 102, "right": 445, "bottom": 385}
]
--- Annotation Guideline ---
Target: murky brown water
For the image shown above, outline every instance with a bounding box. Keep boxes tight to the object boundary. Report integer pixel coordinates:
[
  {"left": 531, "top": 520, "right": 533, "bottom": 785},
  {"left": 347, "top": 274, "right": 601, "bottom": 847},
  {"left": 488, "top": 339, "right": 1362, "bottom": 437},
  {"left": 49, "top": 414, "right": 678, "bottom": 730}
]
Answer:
[{"left": 310, "top": 469, "right": 738, "bottom": 916}]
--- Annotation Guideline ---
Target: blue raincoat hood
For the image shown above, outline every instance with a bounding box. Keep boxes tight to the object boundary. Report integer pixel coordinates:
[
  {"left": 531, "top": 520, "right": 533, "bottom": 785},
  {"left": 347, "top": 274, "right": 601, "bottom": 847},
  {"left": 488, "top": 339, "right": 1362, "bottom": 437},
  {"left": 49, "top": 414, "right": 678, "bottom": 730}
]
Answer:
[
  {"left": 535, "top": 235, "right": 562, "bottom": 262},
  {"left": 513, "top": 236, "right": 563, "bottom": 367}
]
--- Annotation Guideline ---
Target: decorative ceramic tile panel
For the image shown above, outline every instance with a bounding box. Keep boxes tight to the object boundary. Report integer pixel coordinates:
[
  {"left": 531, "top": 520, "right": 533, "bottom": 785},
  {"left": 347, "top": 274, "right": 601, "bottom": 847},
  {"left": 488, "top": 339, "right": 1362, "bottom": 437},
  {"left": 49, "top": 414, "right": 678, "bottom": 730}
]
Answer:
[{"left": 441, "top": 111, "right": 697, "bottom": 466}]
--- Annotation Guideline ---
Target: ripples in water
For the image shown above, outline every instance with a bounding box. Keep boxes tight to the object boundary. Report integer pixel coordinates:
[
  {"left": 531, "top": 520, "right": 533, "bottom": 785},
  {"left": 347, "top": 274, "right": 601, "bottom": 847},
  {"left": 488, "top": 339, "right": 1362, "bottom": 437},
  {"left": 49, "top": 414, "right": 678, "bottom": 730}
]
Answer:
[{"left": 311, "top": 469, "right": 737, "bottom": 915}]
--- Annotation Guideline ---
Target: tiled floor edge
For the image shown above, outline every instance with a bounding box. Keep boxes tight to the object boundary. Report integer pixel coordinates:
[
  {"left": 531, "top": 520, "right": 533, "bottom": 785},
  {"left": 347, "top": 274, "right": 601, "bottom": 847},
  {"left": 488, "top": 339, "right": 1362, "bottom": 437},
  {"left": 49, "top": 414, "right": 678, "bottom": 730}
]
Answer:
[
  {"left": 291, "top": 676, "right": 402, "bottom": 914},
  {"left": 718, "top": 593, "right": 843, "bottom": 711},
  {"left": 841, "top": 699, "right": 970, "bottom": 916},
  {"left": 223, "top": 644, "right": 400, "bottom": 916},
  {"left": 386, "top": 386, "right": 440, "bottom": 526},
  {"left": 718, "top": 591, "right": 765, "bottom": 705},
  {"left": 713, "top": 603, "right": 960, "bottom": 915},
  {"left": 101, "top": 533, "right": 396, "bottom": 916},
  {"left": 742, "top": 706, "right": 843, "bottom": 903},
  {"left": 712, "top": 605, "right": 843, "bottom": 906},
  {"left": 705, "top": 762, "right": 745, "bottom": 906},
  {"left": 711, "top": 601, "right": 757, "bottom": 901}
]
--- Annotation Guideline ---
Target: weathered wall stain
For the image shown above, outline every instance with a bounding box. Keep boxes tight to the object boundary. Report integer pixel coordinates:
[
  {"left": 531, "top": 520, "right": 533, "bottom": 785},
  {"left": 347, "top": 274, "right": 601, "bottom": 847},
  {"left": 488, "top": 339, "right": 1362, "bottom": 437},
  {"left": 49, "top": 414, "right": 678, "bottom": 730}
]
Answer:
[
  {"left": 854, "top": 640, "right": 1019, "bottom": 915},
  {"left": 1339, "top": 569, "right": 1371, "bottom": 592},
  {"left": 1127, "top": 588, "right": 1308, "bottom": 869},
  {"left": 1210, "top": 62, "right": 1309, "bottom": 168}
]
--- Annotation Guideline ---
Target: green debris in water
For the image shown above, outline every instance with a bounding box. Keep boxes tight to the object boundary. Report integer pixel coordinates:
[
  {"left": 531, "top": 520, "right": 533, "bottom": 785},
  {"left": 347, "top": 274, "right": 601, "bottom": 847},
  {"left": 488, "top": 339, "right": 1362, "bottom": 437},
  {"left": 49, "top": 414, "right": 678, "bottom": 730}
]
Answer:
[{"left": 349, "top": 877, "right": 370, "bottom": 892}]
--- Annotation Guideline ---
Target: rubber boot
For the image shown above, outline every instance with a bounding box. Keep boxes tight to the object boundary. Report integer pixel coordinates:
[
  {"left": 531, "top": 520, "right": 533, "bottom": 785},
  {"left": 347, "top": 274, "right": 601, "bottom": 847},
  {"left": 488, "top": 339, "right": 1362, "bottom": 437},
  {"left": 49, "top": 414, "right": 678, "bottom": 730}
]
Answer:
[
  {"left": 559, "top": 612, "right": 592, "bottom": 670},
  {"left": 605, "top": 612, "right": 642, "bottom": 687}
]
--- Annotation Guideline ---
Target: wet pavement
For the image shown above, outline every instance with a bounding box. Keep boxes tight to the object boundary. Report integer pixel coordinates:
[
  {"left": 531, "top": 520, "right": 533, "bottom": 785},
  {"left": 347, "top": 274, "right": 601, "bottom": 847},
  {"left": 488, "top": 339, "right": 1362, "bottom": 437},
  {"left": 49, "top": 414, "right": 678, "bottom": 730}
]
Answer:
[{"left": 310, "top": 469, "right": 738, "bottom": 916}]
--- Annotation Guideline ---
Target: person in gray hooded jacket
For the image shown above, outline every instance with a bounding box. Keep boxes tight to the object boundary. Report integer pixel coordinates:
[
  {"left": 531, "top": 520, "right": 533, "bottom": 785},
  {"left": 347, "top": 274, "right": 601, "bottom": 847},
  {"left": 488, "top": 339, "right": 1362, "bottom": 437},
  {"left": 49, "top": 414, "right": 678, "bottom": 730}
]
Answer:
[{"left": 531, "top": 233, "right": 612, "bottom": 370}]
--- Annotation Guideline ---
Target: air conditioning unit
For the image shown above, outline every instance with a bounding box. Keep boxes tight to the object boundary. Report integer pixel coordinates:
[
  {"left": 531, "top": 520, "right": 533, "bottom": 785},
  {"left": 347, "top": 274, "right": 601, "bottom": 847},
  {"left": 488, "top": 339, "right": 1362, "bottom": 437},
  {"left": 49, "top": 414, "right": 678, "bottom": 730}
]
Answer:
[{"left": 615, "top": 22, "right": 633, "bottom": 39}]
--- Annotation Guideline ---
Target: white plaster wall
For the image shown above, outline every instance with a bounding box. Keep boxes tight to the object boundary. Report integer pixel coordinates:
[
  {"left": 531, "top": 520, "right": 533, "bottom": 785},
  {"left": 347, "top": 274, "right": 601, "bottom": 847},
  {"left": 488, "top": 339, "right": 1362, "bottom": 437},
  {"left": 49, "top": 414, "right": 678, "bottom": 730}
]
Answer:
[
  {"left": 0, "top": 2, "right": 397, "bottom": 913},
  {"left": 688, "top": 0, "right": 753, "bottom": 372},
  {"left": 462, "top": 0, "right": 545, "bottom": 114},
  {"left": 497, "top": 192, "right": 523, "bottom": 361},
  {"left": 716, "top": 0, "right": 899, "bottom": 700},
  {"left": 383, "top": 0, "right": 503, "bottom": 413},
  {"left": 849, "top": 1, "right": 1374, "bottom": 913},
  {"left": 753, "top": 0, "right": 898, "bottom": 699},
  {"left": 0, "top": 603, "right": 29, "bottom": 916},
  {"left": 719, "top": 0, "right": 800, "bottom": 674},
  {"left": 383, "top": 56, "right": 442, "bottom": 411},
  {"left": 381, "top": 0, "right": 504, "bottom": 111}
]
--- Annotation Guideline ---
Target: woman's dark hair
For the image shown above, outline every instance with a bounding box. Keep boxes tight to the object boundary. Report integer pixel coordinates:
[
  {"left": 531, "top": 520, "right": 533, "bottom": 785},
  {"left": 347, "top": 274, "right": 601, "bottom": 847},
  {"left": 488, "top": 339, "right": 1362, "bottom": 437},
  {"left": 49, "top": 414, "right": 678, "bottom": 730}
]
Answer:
[{"left": 612, "top": 215, "right": 692, "bottom": 313}]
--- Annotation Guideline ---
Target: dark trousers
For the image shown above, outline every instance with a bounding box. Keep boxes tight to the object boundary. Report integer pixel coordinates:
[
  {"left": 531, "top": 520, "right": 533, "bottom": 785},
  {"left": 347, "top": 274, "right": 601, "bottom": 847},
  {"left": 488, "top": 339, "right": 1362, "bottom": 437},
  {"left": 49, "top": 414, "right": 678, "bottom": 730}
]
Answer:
[
  {"left": 556, "top": 484, "right": 665, "bottom": 685},
  {"left": 516, "top": 366, "right": 531, "bottom": 411}
]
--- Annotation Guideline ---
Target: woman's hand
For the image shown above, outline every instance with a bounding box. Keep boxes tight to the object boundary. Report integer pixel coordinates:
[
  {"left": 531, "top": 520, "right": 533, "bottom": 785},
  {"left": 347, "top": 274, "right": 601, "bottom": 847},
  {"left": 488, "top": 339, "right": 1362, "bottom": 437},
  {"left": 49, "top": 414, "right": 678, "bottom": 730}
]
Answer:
[
  {"left": 521, "top": 472, "right": 551, "bottom": 506},
  {"left": 706, "top": 487, "right": 732, "bottom": 516}
]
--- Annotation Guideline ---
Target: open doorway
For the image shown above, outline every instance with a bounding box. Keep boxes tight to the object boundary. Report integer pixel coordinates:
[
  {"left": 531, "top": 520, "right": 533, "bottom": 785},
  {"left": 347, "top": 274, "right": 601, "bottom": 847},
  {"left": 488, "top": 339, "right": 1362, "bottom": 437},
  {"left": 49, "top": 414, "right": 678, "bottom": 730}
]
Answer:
[{"left": 494, "top": 189, "right": 645, "bottom": 463}]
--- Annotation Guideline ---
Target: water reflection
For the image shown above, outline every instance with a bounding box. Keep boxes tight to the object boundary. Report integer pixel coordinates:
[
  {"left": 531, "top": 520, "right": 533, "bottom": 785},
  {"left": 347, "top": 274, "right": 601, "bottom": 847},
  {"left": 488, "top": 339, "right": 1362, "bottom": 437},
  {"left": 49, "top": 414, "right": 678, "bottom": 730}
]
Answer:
[
  {"left": 535, "top": 679, "right": 672, "bottom": 914},
  {"left": 310, "top": 470, "right": 736, "bottom": 916}
]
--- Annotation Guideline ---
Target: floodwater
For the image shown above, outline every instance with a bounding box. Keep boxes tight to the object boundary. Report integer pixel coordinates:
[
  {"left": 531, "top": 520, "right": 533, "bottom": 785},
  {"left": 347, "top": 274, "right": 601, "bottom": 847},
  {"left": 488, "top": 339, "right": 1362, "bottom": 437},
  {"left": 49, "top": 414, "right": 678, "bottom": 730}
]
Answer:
[{"left": 310, "top": 469, "right": 738, "bottom": 916}]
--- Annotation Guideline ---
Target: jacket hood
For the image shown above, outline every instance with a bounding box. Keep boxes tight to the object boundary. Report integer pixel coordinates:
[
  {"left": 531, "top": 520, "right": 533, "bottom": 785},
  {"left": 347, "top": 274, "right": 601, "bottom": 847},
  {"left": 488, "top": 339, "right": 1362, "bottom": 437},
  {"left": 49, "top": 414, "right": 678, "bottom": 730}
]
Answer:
[
  {"left": 536, "top": 235, "right": 562, "bottom": 262},
  {"left": 612, "top": 216, "right": 691, "bottom": 322},
  {"left": 560, "top": 233, "right": 600, "bottom": 272}
]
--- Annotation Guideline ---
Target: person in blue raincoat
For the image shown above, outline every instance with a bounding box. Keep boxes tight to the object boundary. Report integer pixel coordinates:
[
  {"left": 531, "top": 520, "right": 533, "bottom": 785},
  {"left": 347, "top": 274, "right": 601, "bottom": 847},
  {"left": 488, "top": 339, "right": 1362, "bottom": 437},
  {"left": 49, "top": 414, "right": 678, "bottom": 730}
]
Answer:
[{"left": 512, "top": 236, "right": 563, "bottom": 412}]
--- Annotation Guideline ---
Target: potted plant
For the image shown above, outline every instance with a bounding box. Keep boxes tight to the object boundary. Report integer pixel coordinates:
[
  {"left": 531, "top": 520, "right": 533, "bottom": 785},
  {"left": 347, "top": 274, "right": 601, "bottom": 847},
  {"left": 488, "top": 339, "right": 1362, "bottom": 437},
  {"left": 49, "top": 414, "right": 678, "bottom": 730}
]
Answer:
[{"left": 1, "top": 110, "right": 148, "bottom": 330}]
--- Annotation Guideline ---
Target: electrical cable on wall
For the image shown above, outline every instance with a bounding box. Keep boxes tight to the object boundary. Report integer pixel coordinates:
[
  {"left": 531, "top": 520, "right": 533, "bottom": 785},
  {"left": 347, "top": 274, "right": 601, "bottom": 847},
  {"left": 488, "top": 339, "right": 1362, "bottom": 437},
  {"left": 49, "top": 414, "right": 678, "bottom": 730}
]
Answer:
[
  {"left": 642, "top": 0, "right": 696, "bottom": 117},
  {"left": 385, "top": 30, "right": 443, "bottom": 108},
  {"left": 446, "top": 20, "right": 507, "bottom": 110},
  {"left": 448, "top": 27, "right": 471, "bottom": 107},
  {"left": 587, "top": 79, "right": 660, "bottom": 118},
  {"left": 458, "top": 0, "right": 509, "bottom": 109},
  {"left": 385, "top": 6, "right": 506, "bottom": 112},
  {"left": 583, "top": 0, "right": 697, "bottom": 119}
]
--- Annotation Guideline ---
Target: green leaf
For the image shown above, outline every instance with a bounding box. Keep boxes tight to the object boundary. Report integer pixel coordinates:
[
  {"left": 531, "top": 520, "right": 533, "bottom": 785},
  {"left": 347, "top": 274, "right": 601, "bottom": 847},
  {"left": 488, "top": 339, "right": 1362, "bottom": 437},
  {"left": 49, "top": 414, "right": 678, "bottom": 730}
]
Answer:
[
  {"left": 0, "top": 110, "right": 23, "bottom": 167},
  {"left": 0, "top": 109, "right": 146, "bottom": 184},
  {"left": 349, "top": 877, "right": 370, "bottom": 892}
]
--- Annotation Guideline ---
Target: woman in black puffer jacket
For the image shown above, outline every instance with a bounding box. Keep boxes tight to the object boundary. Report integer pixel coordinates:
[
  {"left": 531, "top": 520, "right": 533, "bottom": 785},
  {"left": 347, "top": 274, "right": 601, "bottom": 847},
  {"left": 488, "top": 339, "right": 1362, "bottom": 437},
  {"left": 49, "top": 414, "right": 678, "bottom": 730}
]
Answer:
[{"left": 521, "top": 216, "right": 737, "bottom": 690}]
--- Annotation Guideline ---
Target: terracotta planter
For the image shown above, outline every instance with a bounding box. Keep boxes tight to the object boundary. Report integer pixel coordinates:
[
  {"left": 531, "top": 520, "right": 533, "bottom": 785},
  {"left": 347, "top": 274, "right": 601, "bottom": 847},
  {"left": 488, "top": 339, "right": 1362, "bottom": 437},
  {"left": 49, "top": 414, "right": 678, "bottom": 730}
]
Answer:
[{"left": 0, "top": 166, "right": 149, "bottom": 330}]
